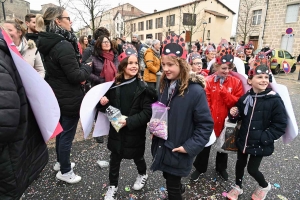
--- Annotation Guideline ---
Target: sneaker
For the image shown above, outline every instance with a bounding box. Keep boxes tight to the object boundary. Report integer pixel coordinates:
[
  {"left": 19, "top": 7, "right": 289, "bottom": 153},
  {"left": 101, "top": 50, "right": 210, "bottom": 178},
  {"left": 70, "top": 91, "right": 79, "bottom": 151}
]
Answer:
[
  {"left": 132, "top": 174, "right": 148, "bottom": 190},
  {"left": 227, "top": 185, "right": 243, "bottom": 200},
  {"left": 251, "top": 183, "right": 271, "bottom": 200},
  {"left": 216, "top": 169, "right": 228, "bottom": 181},
  {"left": 97, "top": 160, "right": 109, "bottom": 168},
  {"left": 95, "top": 136, "right": 104, "bottom": 143},
  {"left": 53, "top": 162, "right": 75, "bottom": 171},
  {"left": 104, "top": 186, "right": 118, "bottom": 200},
  {"left": 56, "top": 170, "right": 81, "bottom": 184},
  {"left": 190, "top": 170, "right": 203, "bottom": 182}
]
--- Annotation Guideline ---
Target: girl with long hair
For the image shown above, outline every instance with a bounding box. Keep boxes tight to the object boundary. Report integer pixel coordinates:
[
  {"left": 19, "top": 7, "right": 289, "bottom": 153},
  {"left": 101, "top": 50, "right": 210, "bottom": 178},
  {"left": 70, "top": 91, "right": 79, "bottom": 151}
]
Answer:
[
  {"left": 78, "top": 35, "right": 88, "bottom": 55},
  {"left": 150, "top": 34, "right": 213, "bottom": 200},
  {"left": 98, "top": 47, "right": 157, "bottom": 200}
]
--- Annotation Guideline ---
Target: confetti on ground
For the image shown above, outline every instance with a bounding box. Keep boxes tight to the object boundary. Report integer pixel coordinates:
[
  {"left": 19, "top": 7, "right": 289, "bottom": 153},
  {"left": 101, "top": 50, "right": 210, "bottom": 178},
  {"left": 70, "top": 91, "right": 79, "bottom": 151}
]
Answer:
[
  {"left": 277, "top": 194, "right": 288, "bottom": 200},
  {"left": 125, "top": 186, "right": 131, "bottom": 192},
  {"left": 222, "top": 192, "right": 228, "bottom": 197},
  {"left": 294, "top": 156, "right": 299, "bottom": 159},
  {"left": 274, "top": 183, "right": 280, "bottom": 188}
]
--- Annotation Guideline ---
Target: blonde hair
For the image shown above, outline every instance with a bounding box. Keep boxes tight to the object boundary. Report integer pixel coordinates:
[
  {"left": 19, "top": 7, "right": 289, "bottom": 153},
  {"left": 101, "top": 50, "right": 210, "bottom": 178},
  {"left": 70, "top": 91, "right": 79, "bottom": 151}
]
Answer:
[
  {"left": 4, "top": 18, "right": 26, "bottom": 38},
  {"left": 160, "top": 55, "right": 190, "bottom": 96},
  {"left": 36, "top": 6, "right": 65, "bottom": 32}
]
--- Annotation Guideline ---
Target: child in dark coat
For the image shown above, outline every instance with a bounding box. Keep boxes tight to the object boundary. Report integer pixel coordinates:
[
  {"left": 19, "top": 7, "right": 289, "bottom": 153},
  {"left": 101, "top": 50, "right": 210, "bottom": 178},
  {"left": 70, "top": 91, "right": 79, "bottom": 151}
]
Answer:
[
  {"left": 227, "top": 59, "right": 287, "bottom": 200},
  {"left": 99, "top": 48, "right": 157, "bottom": 200},
  {"left": 151, "top": 34, "right": 214, "bottom": 200}
]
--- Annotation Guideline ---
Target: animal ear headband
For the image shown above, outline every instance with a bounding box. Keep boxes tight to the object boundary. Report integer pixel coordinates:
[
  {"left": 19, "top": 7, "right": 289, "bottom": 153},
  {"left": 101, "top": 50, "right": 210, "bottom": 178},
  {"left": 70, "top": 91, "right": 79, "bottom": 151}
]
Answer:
[{"left": 162, "top": 33, "right": 187, "bottom": 59}]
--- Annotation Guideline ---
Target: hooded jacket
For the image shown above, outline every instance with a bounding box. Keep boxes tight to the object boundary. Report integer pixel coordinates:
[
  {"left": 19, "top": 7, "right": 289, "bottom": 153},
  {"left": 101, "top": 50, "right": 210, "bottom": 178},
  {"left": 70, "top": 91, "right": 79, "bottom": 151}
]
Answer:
[
  {"left": 0, "top": 32, "right": 48, "bottom": 200},
  {"left": 205, "top": 74, "right": 243, "bottom": 137},
  {"left": 229, "top": 88, "right": 287, "bottom": 156},
  {"left": 151, "top": 74, "right": 214, "bottom": 177},
  {"left": 18, "top": 37, "right": 45, "bottom": 78},
  {"left": 143, "top": 48, "right": 161, "bottom": 82},
  {"left": 38, "top": 32, "right": 92, "bottom": 117}
]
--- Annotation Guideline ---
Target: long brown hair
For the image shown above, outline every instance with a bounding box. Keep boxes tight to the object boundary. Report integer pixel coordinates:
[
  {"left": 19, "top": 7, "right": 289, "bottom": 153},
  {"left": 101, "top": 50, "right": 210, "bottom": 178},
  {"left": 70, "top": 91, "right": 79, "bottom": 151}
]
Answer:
[
  {"left": 79, "top": 35, "right": 88, "bottom": 51},
  {"left": 160, "top": 55, "right": 190, "bottom": 96},
  {"left": 115, "top": 56, "right": 141, "bottom": 84}
]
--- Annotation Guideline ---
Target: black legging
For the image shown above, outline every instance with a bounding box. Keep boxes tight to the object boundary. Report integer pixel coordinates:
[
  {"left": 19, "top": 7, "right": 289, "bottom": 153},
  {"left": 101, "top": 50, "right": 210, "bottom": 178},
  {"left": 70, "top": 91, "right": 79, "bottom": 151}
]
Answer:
[{"left": 236, "top": 150, "right": 268, "bottom": 189}]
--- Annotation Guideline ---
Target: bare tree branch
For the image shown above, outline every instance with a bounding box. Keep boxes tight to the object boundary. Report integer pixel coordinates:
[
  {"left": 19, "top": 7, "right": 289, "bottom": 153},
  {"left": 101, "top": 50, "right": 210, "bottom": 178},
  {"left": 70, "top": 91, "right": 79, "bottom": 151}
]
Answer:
[{"left": 68, "top": 0, "right": 109, "bottom": 33}]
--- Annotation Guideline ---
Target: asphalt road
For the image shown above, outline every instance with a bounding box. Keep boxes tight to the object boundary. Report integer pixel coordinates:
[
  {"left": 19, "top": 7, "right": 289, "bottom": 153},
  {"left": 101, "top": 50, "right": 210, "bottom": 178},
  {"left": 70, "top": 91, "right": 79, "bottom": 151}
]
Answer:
[{"left": 23, "top": 72, "right": 300, "bottom": 200}]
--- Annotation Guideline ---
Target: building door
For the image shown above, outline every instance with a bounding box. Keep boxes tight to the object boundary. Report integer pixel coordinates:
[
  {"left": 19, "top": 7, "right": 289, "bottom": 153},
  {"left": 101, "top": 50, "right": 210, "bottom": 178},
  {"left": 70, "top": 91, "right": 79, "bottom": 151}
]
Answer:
[
  {"left": 185, "top": 31, "right": 191, "bottom": 43},
  {"left": 249, "top": 36, "right": 259, "bottom": 50},
  {"left": 281, "top": 34, "right": 294, "bottom": 54}
]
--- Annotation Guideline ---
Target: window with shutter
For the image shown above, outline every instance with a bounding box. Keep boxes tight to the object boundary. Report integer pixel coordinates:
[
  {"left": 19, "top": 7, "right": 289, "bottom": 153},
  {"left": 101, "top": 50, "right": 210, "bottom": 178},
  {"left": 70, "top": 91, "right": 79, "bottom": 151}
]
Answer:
[{"left": 285, "top": 4, "right": 299, "bottom": 23}]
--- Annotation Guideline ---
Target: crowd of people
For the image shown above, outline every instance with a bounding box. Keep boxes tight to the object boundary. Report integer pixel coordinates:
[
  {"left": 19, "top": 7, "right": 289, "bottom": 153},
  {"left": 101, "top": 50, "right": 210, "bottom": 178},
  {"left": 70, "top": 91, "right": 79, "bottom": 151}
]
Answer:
[{"left": 0, "top": 6, "right": 290, "bottom": 200}]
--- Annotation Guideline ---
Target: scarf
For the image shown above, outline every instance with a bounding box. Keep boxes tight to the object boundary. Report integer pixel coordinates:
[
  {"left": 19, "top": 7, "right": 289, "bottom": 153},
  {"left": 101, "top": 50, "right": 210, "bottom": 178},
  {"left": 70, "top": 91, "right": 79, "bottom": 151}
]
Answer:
[
  {"left": 214, "top": 75, "right": 226, "bottom": 85},
  {"left": 16, "top": 37, "right": 26, "bottom": 54},
  {"left": 168, "top": 80, "right": 177, "bottom": 100},
  {"left": 48, "top": 25, "right": 81, "bottom": 60},
  {"left": 100, "top": 51, "right": 117, "bottom": 82},
  {"left": 151, "top": 46, "right": 161, "bottom": 59}
]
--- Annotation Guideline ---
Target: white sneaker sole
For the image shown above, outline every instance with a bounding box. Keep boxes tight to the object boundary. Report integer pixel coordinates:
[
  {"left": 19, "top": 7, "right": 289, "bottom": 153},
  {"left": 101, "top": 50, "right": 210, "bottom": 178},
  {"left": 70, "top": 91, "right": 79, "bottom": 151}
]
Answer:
[{"left": 56, "top": 172, "right": 81, "bottom": 184}]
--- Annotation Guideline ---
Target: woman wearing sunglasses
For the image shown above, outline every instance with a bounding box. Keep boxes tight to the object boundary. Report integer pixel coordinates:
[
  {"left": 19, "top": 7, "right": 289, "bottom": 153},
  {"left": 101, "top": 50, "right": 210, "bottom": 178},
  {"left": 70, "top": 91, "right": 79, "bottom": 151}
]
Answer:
[{"left": 36, "top": 7, "right": 92, "bottom": 184}]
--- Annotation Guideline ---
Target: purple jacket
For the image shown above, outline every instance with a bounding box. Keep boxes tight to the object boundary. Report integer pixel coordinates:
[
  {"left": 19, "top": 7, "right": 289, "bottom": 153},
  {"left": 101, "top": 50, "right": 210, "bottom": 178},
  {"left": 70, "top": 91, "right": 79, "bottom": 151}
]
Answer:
[{"left": 90, "top": 54, "right": 119, "bottom": 86}]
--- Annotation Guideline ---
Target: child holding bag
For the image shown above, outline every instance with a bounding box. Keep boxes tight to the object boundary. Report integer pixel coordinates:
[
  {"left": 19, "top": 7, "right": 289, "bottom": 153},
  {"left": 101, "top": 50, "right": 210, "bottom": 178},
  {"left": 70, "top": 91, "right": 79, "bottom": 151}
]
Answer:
[
  {"left": 191, "top": 49, "right": 243, "bottom": 182},
  {"left": 150, "top": 34, "right": 214, "bottom": 200},
  {"left": 98, "top": 44, "right": 157, "bottom": 200},
  {"left": 226, "top": 57, "right": 287, "bottom": 200}
]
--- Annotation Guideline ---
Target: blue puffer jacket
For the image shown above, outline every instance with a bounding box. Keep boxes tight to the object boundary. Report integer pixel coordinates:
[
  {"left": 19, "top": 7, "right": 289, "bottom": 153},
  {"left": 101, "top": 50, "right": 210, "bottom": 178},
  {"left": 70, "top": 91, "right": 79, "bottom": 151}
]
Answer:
[{"left": 151, "top": 75, "right": 214, "bottom": 177}]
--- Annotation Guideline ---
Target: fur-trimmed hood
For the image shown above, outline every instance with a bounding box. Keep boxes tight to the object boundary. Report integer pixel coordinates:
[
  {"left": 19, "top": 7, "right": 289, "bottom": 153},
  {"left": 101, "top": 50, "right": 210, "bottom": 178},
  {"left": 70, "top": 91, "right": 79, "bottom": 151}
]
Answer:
[
  {"left": 26, "top": 39, "right": 36, "bottom": 49},
  {"left": 189, "top": 72, "right": 206, "bottom": 88}
]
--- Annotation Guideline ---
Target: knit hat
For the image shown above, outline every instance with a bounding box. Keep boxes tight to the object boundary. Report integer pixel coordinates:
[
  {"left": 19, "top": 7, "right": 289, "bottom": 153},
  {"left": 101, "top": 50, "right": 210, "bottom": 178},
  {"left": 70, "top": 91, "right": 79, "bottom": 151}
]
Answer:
[
  {"left": 162, "top": 33, "right": 187, "bottom": 59},
  {"left": 118, "top": 43, "right": 138, "bottom": 62},
  {"left": 132, "top": 34, "right": 139, "bottom": 38}
]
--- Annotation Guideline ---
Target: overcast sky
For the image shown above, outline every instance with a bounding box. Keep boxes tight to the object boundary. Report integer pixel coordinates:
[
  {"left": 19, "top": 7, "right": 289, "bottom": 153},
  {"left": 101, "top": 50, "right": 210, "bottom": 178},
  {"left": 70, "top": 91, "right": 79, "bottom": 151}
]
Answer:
[{"left": 27, "top": 0, "right": 239, "bottom": 35}]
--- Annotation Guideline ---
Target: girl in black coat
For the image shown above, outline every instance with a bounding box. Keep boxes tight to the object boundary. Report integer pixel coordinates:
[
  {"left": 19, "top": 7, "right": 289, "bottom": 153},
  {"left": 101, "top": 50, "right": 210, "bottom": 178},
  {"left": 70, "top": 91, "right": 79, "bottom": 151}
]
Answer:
[
  {"left": 227, "top": 62, "right": 287, "bottom": 200},
  {"left": 99, "top": 54, "right": 157, "bottom": 200}
]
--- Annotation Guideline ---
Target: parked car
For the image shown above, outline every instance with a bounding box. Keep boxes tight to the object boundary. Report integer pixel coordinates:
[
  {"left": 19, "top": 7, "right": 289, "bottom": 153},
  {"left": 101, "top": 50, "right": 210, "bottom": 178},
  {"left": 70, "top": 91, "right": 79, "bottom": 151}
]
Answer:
[{"left": 270, "top": 49, "right": 297, "bottom": 74}]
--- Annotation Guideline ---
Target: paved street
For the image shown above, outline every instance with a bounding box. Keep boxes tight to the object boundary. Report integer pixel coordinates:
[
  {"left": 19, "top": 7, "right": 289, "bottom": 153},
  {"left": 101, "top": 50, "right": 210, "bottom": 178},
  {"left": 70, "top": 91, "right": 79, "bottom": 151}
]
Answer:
[{"left": 23, "top": 70, "right": 300, "bottom": 200}]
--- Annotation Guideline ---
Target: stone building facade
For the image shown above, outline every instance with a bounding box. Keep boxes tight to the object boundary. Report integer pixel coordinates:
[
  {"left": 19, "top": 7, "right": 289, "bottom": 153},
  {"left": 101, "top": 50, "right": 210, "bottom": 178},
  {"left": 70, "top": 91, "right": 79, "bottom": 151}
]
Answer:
[
  {"left": 0, "top": 0, "right": 30, "bottom": 22},
  {"left": 236, "top": 0, "right": 300, "bottom": 56}
]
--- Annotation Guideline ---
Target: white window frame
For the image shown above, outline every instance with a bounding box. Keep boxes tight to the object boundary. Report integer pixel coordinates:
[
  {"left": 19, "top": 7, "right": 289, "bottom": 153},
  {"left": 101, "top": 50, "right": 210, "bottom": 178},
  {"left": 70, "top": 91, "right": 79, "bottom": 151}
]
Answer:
[
  {"left": 252, "top": 9, "right": 262, "bottom": 25},
  {"left": 285, "top": 4, "right": 300, "bottom": 23}
]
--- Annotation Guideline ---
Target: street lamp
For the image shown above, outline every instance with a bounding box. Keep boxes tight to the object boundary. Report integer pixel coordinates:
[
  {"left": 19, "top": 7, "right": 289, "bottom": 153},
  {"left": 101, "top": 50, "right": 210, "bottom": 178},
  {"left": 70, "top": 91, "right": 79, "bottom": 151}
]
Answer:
[
  {"left": 202, "top": 21, "right": 207, "bottom": 43},
  {"left": 1, "top": 0, "right": 6, "bottom": 21}
]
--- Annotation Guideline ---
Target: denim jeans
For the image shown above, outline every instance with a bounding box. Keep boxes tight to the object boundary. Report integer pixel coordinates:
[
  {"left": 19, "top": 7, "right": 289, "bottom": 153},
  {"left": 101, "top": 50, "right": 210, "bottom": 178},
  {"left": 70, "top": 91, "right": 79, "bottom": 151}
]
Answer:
[{"left": 56, "top": 115, "right": 79, "bottom": 174}]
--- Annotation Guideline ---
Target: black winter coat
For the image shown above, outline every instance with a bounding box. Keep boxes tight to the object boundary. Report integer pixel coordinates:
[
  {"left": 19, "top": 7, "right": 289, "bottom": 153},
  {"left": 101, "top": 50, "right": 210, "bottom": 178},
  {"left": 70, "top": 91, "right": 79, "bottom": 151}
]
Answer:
[
  {"left": 229, "top": 88, "right": 287, "bottom": 156},
  {"left": 98, "top": 78, "right": 157, "bottom": 159},
  {"left": 38, "top": 32, "right": 92, "bottom": 117},
  {"left": 0, "top": 32, "right": 48, "bottom": 200},
  {"left": 151, "top": 77, "right": 214, "bottom": 177}
]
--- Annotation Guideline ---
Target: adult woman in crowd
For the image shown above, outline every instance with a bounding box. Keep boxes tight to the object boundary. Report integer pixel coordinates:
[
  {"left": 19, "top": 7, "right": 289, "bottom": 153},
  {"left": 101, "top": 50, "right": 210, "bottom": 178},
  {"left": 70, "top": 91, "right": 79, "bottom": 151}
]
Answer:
[
  {"left": 36, "top": 6, "right": 92, "bottom": 184},
  {"left": 139, "top": 38, "right": 152, "bottom": 76},
  {"left": 143, "top": 39, "right": 161, "bottom": 89},
  {"left": 90, "top": 35, "right": 119, "bottom": 144},
  {"left": 3, "top": 18, "right": 45, "bottom": 78},
  {"left": 0, "top": 26, "right": 48, "bottom": 200},
  {"left": 78, "top": 35, "right": 88, "bottom": 56}
]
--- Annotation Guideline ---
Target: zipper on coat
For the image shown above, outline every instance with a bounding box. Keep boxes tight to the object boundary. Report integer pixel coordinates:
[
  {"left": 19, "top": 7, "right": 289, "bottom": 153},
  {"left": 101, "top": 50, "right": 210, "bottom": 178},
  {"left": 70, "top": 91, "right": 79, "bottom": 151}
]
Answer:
[{"left": 243, "top": 94, "right": 258, "bottom": 154}]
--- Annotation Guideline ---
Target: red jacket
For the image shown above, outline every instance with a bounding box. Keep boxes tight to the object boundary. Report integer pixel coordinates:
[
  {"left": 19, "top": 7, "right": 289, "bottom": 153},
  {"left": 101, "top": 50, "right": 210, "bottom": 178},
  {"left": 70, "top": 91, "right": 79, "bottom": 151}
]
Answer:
[{"left": 205, "top": 74, "right": 243, "bottom": 137}]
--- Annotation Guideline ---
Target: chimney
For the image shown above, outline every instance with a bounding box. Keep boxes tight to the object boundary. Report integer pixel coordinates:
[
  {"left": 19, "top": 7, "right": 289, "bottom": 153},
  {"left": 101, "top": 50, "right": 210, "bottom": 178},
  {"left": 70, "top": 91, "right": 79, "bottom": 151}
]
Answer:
[
  {"left": 154, "top": 9, "right": 157, "bottom": 13},
  {"left": 131, "top": 7, "right": 134, "bottom": 12}
]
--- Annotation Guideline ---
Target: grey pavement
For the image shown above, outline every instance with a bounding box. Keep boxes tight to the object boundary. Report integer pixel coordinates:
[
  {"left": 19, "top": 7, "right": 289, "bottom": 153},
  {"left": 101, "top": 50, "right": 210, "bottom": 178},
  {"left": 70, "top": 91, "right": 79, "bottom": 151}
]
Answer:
[{"left": 23, "top": 71, "right": 300, "bottom": 200}]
